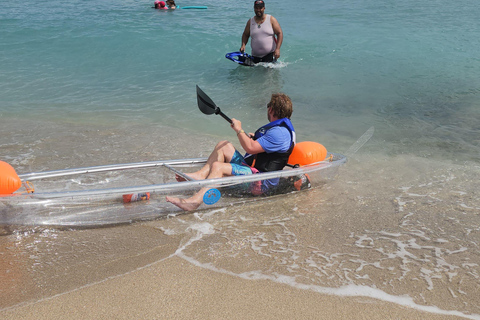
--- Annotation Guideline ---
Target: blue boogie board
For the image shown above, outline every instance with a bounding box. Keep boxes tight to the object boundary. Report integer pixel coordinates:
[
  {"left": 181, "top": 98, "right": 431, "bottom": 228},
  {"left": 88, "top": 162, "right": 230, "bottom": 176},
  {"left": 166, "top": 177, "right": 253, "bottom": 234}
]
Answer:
[
  {"left": 179, "top": 6, "right": 208, "bottom": 9},
  {"left": 225, "top": 51, "right": 255, "bottom": 67}
]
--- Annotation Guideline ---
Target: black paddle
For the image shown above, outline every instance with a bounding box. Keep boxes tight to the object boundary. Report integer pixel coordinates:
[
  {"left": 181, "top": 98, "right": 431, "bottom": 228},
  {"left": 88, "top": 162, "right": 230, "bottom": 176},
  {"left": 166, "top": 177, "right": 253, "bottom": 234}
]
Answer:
[{"left": 196, "top": 85, "right": 232, "bottom": 123}]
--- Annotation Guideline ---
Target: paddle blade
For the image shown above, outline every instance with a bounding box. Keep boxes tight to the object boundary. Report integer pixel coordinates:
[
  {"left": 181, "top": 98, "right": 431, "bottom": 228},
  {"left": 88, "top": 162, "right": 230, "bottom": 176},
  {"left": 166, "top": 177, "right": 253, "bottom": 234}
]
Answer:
[{"left": 196, "top": 85, "right": 217, "bottom": 115}]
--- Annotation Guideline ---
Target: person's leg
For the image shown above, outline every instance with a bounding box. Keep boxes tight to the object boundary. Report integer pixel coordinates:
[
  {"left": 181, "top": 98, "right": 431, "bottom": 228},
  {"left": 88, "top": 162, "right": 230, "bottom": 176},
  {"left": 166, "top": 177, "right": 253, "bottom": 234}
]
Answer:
[
  {"left": 176, "top": 140, "right": 236, "bottom": 181},
  {"left": 167, "top": 161, "right": 234, "bottom": 211}
]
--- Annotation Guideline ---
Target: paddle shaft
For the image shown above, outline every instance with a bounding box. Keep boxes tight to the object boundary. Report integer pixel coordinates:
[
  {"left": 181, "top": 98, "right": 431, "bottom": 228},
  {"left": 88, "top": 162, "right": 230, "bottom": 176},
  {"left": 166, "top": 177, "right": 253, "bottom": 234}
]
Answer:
[{"left": 217, "top": 110, "right": 232, "bottom": 123}]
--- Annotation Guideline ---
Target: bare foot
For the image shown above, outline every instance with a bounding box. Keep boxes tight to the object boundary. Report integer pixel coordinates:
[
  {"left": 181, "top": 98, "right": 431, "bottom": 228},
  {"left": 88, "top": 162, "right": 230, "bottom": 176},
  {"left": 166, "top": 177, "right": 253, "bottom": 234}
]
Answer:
[{"left": 166, "top": 196, "right": 201, "bottom": 211}]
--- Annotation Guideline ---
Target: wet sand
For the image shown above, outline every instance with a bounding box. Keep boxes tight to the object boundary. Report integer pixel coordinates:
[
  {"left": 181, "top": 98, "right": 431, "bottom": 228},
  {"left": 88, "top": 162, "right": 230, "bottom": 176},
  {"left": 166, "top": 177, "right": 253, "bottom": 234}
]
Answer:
[
  {"left": 0, "top": 255, "right": 463, "bottom": 320},
  {"left": 1, "top": 119, "right": 479, "bottom": 319}
]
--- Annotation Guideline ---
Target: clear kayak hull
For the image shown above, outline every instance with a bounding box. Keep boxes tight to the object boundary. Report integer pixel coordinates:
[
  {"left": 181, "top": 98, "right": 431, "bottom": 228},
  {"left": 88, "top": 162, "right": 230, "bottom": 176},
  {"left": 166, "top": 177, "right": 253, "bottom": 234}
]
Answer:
[{"left": 0, "top": 153, "right": 346, "bottom": 227}]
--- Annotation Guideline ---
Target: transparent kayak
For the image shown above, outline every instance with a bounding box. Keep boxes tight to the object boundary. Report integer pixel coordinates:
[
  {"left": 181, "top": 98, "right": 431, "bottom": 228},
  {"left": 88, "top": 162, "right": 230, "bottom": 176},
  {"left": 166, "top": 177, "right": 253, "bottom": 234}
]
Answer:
[{"left": 0, "top": 153, "right": 346, "bottom": 227}]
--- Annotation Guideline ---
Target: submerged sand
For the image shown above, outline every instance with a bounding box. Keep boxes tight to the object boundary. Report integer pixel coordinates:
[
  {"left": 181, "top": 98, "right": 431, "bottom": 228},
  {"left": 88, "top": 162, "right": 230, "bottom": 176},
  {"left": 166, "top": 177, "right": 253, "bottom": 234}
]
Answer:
[{"left": 1, "top": 256, "right": 463, "bottom": 320}]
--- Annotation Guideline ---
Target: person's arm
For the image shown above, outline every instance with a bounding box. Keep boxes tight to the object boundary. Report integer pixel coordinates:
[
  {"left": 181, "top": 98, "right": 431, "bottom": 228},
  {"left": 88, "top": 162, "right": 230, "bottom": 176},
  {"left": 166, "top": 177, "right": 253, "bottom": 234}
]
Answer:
[
  {"left": 271, "top": 16, "right": 283, "bottom": 59},
  {"left": 231, "top": 119, "right": 264, "bottom": 154},
  {"left": 240, "top": 20, "right": 251, "bottom": 53}
]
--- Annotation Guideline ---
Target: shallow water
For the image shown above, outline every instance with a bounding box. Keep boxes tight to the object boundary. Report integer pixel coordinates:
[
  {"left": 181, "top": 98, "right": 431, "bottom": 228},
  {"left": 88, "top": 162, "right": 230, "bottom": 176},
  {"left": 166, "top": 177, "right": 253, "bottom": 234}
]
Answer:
[{"left": 1, "top": 0, "right": 480, "bottom": 318}]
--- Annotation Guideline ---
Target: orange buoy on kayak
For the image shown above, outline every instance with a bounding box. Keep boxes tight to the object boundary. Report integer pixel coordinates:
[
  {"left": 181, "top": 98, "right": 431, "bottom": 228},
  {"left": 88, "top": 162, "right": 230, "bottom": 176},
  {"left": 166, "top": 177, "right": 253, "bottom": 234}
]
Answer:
[
  {"left": 288, "top": 141, "right": 327, "bottom": 166},
  {"left": 0, "top": 161, "right": 22, "bottom": 194}
]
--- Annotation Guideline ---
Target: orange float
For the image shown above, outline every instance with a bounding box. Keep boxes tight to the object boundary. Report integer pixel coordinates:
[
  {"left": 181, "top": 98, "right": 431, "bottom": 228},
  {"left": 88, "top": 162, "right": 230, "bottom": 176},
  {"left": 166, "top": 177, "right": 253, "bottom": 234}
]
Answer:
[
  {"left": 0, "top": 161, "right": 22, "bottom": 194},
  {"left": 288, "top": 141, "right": 327, "bottom": 166}
]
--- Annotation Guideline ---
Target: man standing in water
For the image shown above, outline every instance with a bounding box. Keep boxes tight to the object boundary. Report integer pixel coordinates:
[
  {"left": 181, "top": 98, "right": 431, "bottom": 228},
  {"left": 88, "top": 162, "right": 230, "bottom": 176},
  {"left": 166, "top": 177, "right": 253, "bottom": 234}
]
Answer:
[
  {"left": 166, "top": 93, "right": 295, "bottom": 211},
  {"left": 240, "top": 0, "right": 283, "bottom": 63}
]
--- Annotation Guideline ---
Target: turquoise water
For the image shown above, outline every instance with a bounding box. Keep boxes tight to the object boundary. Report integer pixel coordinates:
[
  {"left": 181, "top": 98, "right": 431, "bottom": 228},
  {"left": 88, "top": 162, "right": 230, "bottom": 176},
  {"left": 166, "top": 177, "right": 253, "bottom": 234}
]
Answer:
[
  {"left": 1, "top": 0, "right": 479, "bottom": 160},
  {"left": 2, "top": 0, "right": 480, "bottom": 318}
]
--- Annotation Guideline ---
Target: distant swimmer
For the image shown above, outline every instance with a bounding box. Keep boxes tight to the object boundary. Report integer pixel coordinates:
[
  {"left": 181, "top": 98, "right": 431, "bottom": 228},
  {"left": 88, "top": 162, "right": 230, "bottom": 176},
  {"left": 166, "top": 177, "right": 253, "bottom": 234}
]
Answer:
[
  {"left": 166, "top": 0, "right": 177, "bottom": 9},
  {"left": 240, "top": 0, "right": 283, "bottom": 63},
  {"left": 166, "top": 92, "right": 295, "bottom": 211},
  {"left": 154, "top": 1, "right": 168, "bottom": 9}
]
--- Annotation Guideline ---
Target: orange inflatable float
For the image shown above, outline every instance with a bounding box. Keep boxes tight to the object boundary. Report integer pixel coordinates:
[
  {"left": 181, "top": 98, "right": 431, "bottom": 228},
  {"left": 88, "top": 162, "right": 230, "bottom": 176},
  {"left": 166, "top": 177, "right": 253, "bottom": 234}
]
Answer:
[
  {"left": 288, "top": 141, "right": 327, "bottom": 166},
  {"left": 0, "top": 161, "right": 22, "bottom": 194}
]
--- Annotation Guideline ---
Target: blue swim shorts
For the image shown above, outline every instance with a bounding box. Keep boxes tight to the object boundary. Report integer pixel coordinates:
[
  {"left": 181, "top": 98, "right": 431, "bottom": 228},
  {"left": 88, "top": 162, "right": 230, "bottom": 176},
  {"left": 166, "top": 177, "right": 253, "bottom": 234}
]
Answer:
[{"left": 230, "top": 150, "right": 253, "bottom": 176}]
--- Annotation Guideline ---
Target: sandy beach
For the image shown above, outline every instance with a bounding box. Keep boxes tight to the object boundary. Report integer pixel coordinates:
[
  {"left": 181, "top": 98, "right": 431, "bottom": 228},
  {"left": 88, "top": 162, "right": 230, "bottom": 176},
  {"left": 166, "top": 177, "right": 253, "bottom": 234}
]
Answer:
[{"left": 1, "top": 255, "right": 464, "bottom": 320}]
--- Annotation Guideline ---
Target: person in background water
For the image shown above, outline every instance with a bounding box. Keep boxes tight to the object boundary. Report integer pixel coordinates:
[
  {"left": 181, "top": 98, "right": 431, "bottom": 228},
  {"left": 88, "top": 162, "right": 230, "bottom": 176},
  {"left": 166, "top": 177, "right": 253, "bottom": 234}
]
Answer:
[
  {"left": 240, "top": 0, "right": 283, "bottom": 63},
  {"left": 154, "top": 1, "right": 168, "bottom": 9},
  {"left": 166, "top": 93, "right": 295, "bottom": 211},
  {"left": 166, "top": 0, "right": 176, "bottom": 9}
]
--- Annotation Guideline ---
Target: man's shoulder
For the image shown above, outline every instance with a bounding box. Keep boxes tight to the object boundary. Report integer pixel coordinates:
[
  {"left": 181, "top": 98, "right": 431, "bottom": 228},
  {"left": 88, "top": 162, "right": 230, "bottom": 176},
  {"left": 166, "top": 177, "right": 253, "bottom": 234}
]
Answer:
[
  {"left": 264, "top": 126, "right": 290, "bottom": 138},
  {"left": 269, "top": 15, "right": 280, "bottom": 25}
]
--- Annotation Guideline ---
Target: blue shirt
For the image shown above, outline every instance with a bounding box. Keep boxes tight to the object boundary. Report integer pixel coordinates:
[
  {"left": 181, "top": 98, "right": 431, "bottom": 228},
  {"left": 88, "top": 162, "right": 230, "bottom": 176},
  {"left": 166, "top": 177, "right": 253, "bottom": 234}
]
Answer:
[{"left": 256, "top": 126, "right": 292, "bottom": 153}]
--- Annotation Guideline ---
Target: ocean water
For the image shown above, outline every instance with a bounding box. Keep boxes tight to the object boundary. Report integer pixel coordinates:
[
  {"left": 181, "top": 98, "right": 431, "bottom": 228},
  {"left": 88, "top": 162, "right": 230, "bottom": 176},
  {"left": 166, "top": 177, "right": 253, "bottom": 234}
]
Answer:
[{"left": 1, "top": 0, "right": 480, "bottom": 318}]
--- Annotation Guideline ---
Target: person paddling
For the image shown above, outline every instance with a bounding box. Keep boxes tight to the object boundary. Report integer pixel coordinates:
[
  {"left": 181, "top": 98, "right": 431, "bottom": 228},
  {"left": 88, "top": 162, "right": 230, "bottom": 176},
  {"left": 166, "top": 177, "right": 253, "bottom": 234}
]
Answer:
[
  {"left": 166, "top": 0, "right": 176, "bottom": 9},
  {"left": 166, "top": 93, "right": 295, "bottom": 211}
]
